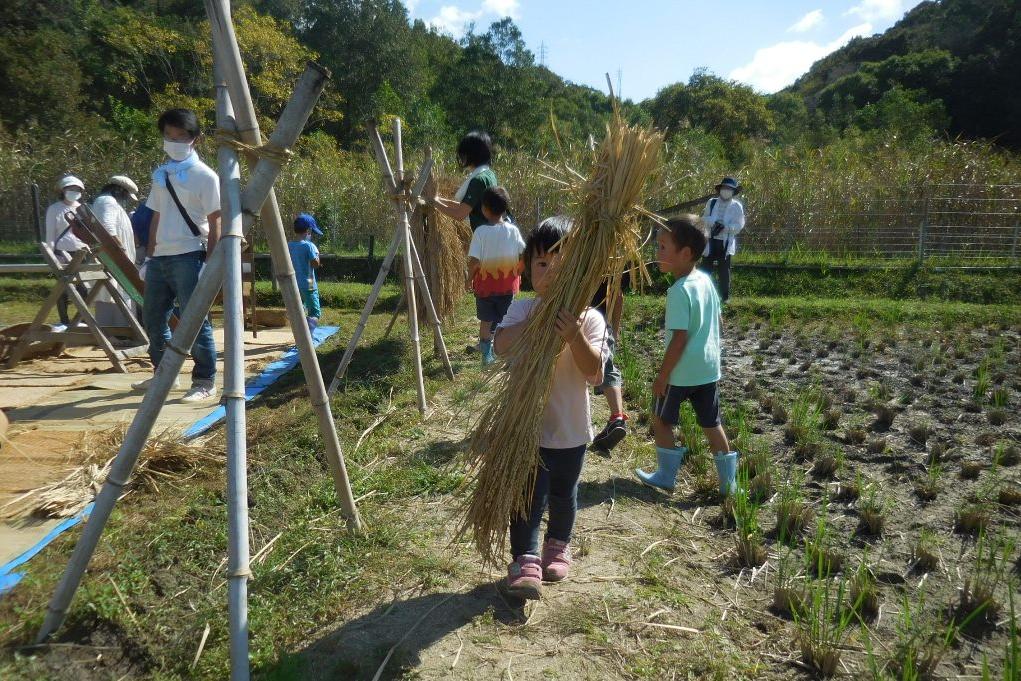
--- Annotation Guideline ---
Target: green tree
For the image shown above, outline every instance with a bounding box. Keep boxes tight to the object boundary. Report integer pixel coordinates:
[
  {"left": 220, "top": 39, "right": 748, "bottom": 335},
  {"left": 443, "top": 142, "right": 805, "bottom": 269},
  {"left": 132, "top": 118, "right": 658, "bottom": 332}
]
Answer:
[{"left": 645, "top": 70, "right": 775, "bottom": 152}]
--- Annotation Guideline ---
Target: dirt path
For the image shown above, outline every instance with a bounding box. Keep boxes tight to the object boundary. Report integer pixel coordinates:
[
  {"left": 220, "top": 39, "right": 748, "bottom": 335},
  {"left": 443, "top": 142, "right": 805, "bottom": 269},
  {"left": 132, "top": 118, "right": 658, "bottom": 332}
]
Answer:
[{"left": 293, "top": 377, "right": 791, "bottom": 680}]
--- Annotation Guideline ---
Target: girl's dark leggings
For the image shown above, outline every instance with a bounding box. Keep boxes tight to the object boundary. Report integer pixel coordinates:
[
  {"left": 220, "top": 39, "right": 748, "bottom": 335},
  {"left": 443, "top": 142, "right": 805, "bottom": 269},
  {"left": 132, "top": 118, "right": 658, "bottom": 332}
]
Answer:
[{"left": 509, "top": 444, "right": 586, "bottom": 558}]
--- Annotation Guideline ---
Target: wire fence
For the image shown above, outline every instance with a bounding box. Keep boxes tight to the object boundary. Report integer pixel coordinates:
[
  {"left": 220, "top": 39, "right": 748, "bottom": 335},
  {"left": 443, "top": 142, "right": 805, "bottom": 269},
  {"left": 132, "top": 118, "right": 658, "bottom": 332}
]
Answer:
[
  {"left": 0, "top": 183, "right": 43, "bottom": 245},
  {"left": 740, "top": 183, "right": 1021, "bottom": 262},
  {"left": 3, "top": 183, "right": 1019, "bottom": 264}
]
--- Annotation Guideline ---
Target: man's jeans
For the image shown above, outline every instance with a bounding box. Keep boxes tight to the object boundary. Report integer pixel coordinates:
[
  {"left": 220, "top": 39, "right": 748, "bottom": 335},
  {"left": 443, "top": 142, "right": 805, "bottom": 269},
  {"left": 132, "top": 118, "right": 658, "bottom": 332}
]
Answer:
[
  {"left": 142, "top": 251, "right": 216, "bottom": 385},
  {"left": 701, "top": 238, "right": 731, "bottom": 302}
]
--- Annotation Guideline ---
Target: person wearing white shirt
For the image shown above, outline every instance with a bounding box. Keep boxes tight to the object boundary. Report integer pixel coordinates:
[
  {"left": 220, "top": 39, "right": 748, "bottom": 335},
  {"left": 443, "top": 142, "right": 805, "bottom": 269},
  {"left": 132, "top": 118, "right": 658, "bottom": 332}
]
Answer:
[
  {"left": 91, "top": 175, "right": 139, "bottom": 330},
  {"left": 44, "top": 175, "right": 89, "bottom": 327},
  {"left": 133, "top": 108, "right": 221, "bottom": 403},
  {"left": 700, "top": 176, "right": 745, "bottom": 302}
]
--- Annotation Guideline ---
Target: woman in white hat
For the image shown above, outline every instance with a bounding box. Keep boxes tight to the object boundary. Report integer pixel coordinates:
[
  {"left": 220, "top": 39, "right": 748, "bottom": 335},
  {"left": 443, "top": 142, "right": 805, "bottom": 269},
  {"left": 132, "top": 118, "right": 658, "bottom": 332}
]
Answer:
[
  {"left": 700, "top": 176, "right": 745, "bottom": 302},
  {"left": 45, "top": 175, "right": 89, "bottom": 327},
  {"left": 92, "top": 176, "right": 140, "bottom": 330}
]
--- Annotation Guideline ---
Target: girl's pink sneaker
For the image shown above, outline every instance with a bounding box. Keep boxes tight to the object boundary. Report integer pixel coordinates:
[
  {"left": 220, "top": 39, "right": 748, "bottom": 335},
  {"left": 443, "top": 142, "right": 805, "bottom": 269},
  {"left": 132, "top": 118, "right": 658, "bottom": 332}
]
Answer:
[
  {"left": 504, "top": 555, "right": 542, "bottom": 600},
  {"left": 541, "top": 539, "right": 572, "bottom": 582}
]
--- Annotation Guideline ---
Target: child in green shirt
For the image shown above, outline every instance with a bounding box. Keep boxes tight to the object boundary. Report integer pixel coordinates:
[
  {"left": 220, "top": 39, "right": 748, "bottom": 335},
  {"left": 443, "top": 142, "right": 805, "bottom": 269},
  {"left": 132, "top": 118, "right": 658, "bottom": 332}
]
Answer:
[{"left": 635, "top": 215, "right": 738, "bottom": 496}]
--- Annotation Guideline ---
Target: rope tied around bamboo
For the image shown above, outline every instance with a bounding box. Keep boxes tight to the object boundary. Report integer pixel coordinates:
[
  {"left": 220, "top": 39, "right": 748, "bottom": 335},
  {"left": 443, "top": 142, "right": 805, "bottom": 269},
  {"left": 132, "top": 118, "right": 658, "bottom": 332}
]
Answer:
[
  {"left": 214, "top": 128, "right": 295, "bottom": 166},
  {"left": 456, "top": 111, "right": 664, "bottom": 566}
]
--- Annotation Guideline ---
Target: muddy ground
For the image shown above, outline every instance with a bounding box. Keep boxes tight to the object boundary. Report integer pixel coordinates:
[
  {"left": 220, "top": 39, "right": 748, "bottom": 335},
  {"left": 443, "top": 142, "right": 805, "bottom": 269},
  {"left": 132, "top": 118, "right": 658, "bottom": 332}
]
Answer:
[{"left": 3, "top": 301, "right": 1019, "bottom": 680}]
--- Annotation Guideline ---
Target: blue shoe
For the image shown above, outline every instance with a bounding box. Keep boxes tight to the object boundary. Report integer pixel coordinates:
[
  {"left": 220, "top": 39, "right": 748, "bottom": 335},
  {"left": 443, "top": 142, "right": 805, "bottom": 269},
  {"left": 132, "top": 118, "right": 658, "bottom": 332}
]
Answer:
[
  {"left": 480, "top": 339, "right": 495, "bottom": 366},
  {"left": 714, "top": 451, "right": 739, "bottom": 496},
  {"left": 635, "top": 446, "right": 686, "bottom": 491}
]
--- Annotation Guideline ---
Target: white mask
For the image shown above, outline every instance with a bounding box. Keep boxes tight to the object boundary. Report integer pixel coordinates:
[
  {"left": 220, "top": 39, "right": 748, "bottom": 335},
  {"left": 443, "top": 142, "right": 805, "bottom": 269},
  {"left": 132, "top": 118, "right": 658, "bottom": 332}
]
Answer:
[
  {"left": 163, "top": 139, "right": 193, "bottom": 162},
  {"left": 64, "top": 190, "right": 82, "bottom": 202},
  {"left": 719, "top": 188, "right": 734, "bottom": 200}
]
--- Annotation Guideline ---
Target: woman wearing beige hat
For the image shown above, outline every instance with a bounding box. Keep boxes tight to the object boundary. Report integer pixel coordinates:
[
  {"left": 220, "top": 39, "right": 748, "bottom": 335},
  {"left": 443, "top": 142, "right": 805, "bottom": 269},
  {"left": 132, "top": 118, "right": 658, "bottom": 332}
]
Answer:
[{"left": 91, "top": 175, "right": 140, "bottom": 330}]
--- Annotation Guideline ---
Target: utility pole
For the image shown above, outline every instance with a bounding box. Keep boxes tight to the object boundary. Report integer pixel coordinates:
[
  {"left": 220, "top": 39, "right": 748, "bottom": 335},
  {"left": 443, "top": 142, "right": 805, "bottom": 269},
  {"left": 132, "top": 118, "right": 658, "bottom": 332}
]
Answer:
[{"left": 617, "top": 68, "right": 623, "bottom": 99}]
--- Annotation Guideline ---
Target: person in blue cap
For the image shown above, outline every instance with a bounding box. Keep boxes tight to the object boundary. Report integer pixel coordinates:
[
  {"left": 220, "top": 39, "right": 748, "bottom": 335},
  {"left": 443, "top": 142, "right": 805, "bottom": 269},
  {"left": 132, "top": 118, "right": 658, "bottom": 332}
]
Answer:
[
  {"left": 288, "top": 213, "right": 323, "bottom": 333},
  {"left": 700, "top": 177, "right": 745, "bottom": 302}
]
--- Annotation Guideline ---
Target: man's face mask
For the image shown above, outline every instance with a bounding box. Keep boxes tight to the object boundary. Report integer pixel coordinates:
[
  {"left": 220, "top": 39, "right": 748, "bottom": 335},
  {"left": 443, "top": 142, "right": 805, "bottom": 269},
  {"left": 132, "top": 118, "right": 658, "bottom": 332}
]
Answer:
[
  {"left": 64, "top": 189, "right": 82, "bottom": 202},
  {"left": 719, "top": 188, "right": 734, "bottom": 200},
  {"left": 163, "top": 139, "right": 193, "bottom": 161}
]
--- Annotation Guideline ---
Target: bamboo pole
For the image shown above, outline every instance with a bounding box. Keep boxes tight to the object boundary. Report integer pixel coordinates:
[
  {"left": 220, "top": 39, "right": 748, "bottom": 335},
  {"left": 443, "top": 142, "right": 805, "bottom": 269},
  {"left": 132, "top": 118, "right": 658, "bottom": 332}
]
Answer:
[
  {"left": 215, "top": 66, "right": 251, "bottom": 680},
  {"left": 327, "top": 228, "right": 403, "bottom": 394},
  {"left": 392, "top": 118, "right": 427, "bottom": 414},
  {"left": 36, "top": 251, "right": 228, "bottom": 644},
  {"left": 329, "top": 127, "right": 450, "bottom": 398},
  {"left": 35, "top": 42, "right": 327, "bottom": 646},
  {"left": 206, "top": 0, "right": 360, "bottom": 528},
  {"left": 406, "top": 231, "right": 453, "bottom": 379}
]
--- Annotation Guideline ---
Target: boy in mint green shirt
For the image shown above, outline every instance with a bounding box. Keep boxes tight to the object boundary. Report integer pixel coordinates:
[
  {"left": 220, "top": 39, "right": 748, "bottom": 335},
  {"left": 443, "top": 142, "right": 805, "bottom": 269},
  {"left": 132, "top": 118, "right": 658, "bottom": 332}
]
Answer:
[{"left": 635, "top": 215, "right": 738, "bottom": 496}]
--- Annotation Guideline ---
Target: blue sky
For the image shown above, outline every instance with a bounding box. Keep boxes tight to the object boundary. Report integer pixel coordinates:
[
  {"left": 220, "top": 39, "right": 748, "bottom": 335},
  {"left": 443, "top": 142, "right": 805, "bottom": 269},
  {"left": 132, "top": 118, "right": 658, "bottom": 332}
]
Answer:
[{"left": 404, "top": 0, "right": 924, "bottom": 100}]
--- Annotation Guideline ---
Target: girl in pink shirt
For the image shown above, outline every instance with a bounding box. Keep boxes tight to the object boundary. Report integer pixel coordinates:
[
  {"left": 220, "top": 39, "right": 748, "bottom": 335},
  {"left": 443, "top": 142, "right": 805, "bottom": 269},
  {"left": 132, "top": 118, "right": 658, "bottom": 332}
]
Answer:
[{"left": 493, "top": 216, "right": 609, "bottom": 600}]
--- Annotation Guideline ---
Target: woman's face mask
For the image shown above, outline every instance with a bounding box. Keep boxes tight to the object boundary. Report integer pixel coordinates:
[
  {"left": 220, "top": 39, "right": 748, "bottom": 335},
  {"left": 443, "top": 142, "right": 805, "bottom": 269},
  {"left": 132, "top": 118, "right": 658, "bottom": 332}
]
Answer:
[
  {"left": 163, "top": 138, "right": 194, "bottom": 162},
  {"left": 719, "top": 188, "right": 734, "bottom": 200},
  {"left": 63, "top": 189, "right": 82, "bottom": 203}
]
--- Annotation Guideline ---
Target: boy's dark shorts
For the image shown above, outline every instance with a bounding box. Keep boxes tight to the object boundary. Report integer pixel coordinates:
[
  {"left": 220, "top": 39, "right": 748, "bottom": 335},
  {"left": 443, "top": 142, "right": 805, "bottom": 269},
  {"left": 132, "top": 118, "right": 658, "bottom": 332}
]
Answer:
[
  {"left": 596, "top": 332, "right": 621, "bottom": 392},
  {"left": 654, "top": 382, "right": 721, "bottom": 428},
  {"left": 475, "top": 293, "right": 514, "bottom": 323}
]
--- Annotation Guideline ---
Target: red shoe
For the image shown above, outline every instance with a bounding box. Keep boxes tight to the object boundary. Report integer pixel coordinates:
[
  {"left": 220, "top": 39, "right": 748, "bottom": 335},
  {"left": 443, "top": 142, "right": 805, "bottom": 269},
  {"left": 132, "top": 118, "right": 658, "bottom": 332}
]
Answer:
[
  {"left": 541, "top": 539, "right": 572, "bottom": 582},
  {"left": 504, "top": 555, "right": 542, "bottom": 600}
]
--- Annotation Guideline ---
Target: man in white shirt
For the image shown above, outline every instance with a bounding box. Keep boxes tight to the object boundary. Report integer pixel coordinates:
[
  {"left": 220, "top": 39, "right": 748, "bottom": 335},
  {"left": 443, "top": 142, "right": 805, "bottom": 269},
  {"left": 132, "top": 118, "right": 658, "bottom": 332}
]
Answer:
[
  {"left": 45, "top": 175, "right": 89, "bottom": 328},
  {"left": 134, "top": 108, "right": 221, "bottom": 402},
  {"left": 700, "top": 177, "right": 745, "bottom": 302}
]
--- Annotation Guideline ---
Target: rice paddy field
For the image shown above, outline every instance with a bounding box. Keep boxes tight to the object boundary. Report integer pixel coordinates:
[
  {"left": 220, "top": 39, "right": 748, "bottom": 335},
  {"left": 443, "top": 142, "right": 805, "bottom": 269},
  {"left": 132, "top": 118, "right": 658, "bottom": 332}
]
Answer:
[{"left": 0, "top": 269, "right": 1019, "bottom": 679}]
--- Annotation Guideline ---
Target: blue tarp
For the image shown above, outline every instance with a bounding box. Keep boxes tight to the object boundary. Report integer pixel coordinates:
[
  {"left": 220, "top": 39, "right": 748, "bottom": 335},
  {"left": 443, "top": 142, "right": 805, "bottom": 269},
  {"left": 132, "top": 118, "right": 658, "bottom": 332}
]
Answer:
[
  {"left": 0, "top": 325, "right": 339, "bottom": 596},
  {"left": 182, "top": 325, "right": 339, "bottom": 439}
]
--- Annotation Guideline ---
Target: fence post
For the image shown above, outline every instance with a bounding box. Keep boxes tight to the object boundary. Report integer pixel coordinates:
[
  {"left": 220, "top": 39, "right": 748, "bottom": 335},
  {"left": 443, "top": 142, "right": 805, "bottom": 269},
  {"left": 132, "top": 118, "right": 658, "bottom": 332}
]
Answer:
[
  {"left": 1012, "top": 220, "right": 1019, "bottom": 263},
  {"left": 368, "top": 234, "right": 375, "bottom": 266},
  {"left": 31, "top": 183, "right": 44, "bottom": 242},
  {"left": 917, "top": 190, "right": 930, "bottom": 264}
]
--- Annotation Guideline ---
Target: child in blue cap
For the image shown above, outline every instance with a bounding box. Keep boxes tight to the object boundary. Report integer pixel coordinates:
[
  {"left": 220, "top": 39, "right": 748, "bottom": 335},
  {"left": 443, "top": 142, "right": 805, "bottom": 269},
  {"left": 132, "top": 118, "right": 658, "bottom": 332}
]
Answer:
[{"left": 288, "top": 213, "right": 322, "bottom": 333}]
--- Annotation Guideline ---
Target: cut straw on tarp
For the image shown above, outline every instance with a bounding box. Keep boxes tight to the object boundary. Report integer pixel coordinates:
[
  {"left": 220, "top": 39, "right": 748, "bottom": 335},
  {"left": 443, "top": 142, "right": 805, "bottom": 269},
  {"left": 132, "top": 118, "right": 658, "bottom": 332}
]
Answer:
[
  {"left": 457, "top": 109, "right": 664, "bottom": 565},
  {"left": 0, "top": 426, "right": 219, "bottom": 520}
]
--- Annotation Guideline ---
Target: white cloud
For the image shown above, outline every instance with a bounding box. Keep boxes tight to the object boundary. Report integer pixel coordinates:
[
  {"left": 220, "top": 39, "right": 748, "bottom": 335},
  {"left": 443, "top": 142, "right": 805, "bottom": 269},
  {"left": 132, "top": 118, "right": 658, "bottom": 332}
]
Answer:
[
  {"left": 426, "top": 1, "right": 521, "bottom": 37},
  {"left": 730, "top": 23, "right": 873, "bottom": 93},
  {"left": 483, "top": 0, "right": 520, "bottom": 19},
  {"left": 845, "top": 0, "right": 904, "bottom": 22},
  {"left": 404, "top": 0, "right": 419, "bottom": 14},
  {"left": 788, "top": 9, "right": 824, "bottom": 33},
  {"left": 428, "top": 5, "right": 483, "bottom": 36}
]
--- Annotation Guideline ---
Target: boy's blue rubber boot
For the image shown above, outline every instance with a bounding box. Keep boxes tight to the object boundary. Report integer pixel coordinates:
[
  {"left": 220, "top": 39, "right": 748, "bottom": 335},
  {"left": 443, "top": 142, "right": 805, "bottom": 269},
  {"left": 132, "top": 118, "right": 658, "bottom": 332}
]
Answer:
[
  {"left": 480, "top": 339, "right": 495, "bottom": 366},
  {"left": 635, "top": 446, "right": 686, "bottom": 491},
  {"left": 714, "top": 451, "right": 739, "bottom": 496}
]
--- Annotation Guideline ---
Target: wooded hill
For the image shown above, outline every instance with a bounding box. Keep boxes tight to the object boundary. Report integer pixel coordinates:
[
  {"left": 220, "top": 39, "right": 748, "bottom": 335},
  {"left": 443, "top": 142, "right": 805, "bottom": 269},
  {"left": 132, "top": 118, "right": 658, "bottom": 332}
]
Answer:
[
  {"left": 788, "top": 0, "right": 1021, "bottom": 148},
  {"left": 0, "top": 0, "right": 1018, "bottom": 160},
  {"left": 0, "top": 0, "right": 618, "bottom": 153}
]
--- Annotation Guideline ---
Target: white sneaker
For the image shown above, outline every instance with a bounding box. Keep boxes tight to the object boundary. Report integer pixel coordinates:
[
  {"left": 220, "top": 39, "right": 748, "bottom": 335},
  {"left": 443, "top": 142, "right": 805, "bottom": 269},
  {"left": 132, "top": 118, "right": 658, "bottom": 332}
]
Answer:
[
  {"left": 180, "top": 384, "right": 217, "bottom": 403},
  {"left": 52, "top": 324, "right": 68, "bottom": 332},
  {"left": 131, "top": 376, "right": 180, "bottom": 391}
]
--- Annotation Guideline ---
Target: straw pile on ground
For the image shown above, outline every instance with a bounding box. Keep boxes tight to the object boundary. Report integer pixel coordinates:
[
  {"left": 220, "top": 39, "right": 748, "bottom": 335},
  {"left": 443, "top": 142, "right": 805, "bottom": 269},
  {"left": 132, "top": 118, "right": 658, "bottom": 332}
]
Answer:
[
  {"left": 0, "top": 427, "right": 219, "bottom": 520},
  {"left": 409, "top": 171, "right": 471, "bottom": 323},
  {"left": 458, "top": 112, "right": 664, "bottom": 565}
]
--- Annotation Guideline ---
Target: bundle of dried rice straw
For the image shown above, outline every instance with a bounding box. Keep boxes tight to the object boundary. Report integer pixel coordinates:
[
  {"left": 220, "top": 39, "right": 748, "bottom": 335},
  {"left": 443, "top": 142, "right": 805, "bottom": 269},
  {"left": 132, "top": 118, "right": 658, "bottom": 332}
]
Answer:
[
  {"left": 0, "top": 426, "right": 219, "bottom": 520},
  {"left": 409, "top": 171, "right": 472, "bottom": 323},
  {"left": 458, "top": 111, "right": 664, "bottom": 565}
]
